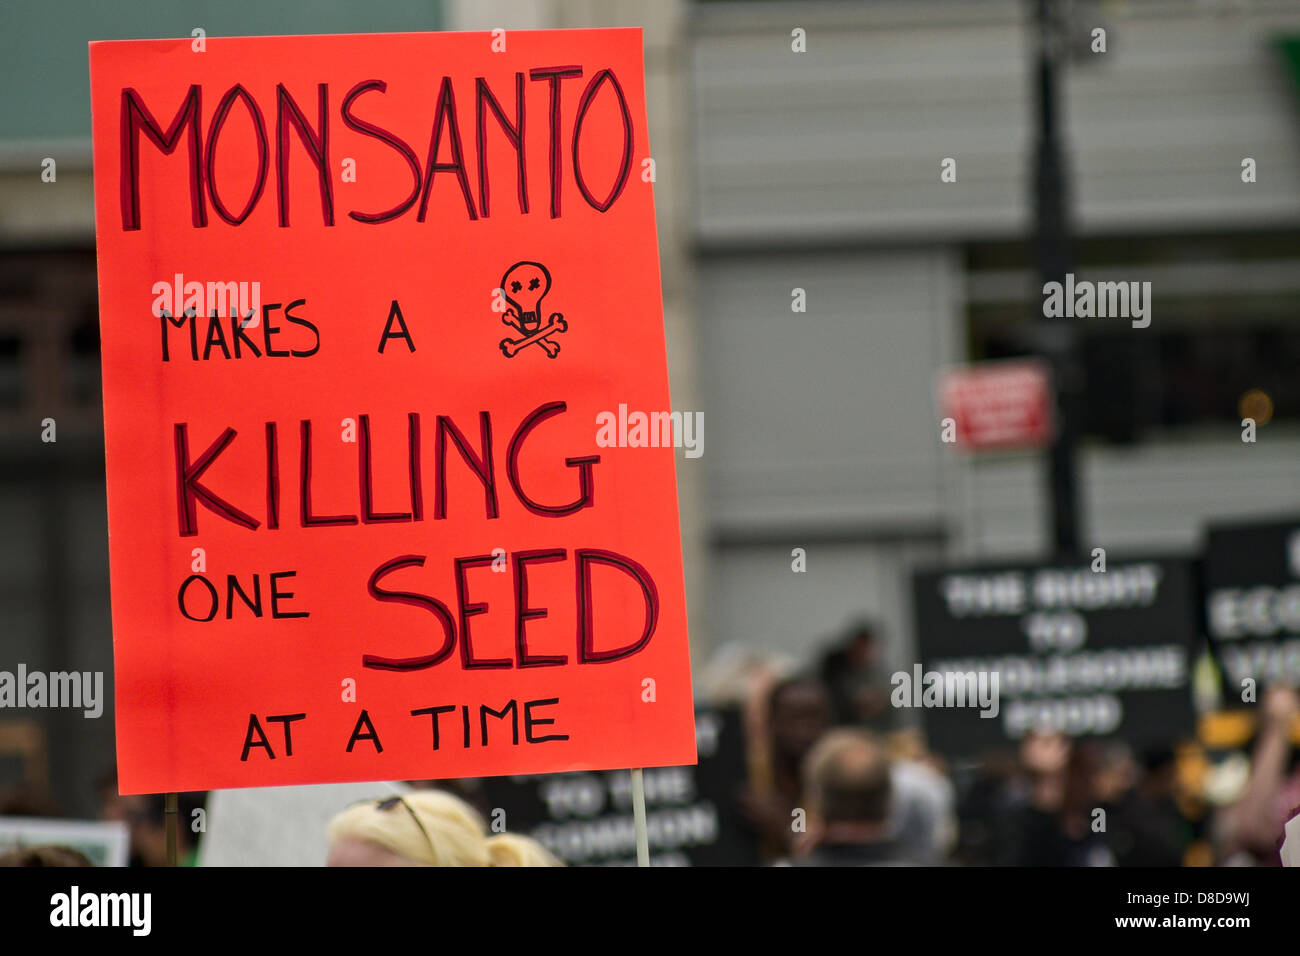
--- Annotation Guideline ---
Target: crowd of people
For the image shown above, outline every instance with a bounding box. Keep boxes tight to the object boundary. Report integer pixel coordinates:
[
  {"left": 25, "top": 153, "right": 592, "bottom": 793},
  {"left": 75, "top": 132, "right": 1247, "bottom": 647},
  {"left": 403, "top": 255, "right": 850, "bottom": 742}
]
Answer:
[{"left": 720, "top": 621, "right": 1300, "bottom": 866}]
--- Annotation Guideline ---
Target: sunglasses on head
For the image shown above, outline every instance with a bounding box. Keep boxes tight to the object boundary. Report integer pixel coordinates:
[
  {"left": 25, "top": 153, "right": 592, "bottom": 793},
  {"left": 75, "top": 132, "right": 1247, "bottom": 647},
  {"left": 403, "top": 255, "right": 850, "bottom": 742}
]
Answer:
[{"left": 349, "top": 794, "right": 437, "bottom": 862}]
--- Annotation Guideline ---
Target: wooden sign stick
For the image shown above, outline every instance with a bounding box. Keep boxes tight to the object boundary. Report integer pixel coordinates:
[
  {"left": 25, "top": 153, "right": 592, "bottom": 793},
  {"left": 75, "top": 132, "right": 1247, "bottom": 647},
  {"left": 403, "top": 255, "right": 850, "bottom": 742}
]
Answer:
[{"left": 165, "top": 792, "right": 179, "bottom": 866}]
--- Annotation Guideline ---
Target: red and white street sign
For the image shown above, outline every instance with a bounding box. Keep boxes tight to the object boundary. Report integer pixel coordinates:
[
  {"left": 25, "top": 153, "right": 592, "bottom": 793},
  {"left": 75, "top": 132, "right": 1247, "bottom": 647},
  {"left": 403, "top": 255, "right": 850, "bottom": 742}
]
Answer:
[{"left": 938, "top": 359, "right": 1054, "bottom": 452}]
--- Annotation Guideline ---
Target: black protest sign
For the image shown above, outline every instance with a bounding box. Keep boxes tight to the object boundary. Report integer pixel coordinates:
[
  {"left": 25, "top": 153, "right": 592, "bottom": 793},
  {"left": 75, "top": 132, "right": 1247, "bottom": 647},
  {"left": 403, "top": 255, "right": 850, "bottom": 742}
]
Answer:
[
  {"left": 911, "top": 557, "right": 1199, "bottom": 755},
  {"left": 478, "top": 707, "right": 758, "bottom": 866},
  {"left": 1204, "top": 517, "right": 1300, "bottom": 703}
]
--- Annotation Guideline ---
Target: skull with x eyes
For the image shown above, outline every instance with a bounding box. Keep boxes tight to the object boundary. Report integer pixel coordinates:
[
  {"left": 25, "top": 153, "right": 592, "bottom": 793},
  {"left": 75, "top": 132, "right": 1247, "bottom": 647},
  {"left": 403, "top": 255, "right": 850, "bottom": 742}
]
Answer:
[{"left": 500, "top": 261, "right": 552, "bottom": 333}]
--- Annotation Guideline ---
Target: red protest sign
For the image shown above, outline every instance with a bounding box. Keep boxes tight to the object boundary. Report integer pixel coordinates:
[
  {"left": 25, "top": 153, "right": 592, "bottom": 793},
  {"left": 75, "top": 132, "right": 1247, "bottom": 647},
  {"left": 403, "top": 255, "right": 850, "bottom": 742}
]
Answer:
[
  {"left": 938, "top": 359, "right": 1054, "bottom": 452},
  {"left": 89, "top": 29, "right": 695, "bottom": 794}
]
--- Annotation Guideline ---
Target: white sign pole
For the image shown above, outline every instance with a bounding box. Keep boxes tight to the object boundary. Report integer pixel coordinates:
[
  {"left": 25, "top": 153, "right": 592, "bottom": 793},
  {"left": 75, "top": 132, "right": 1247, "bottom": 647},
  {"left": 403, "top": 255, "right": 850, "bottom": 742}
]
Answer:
[{"left": 630, "top": 768, "right": 649, "bottom": 866}]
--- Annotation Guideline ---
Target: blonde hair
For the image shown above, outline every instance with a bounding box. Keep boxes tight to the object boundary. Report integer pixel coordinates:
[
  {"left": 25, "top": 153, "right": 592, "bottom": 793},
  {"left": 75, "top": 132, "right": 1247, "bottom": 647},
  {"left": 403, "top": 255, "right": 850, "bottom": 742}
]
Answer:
[
  {"left": 485, "top": 832, "right": 564, "bottom": 867},
  {"left": 327, "top": 790, "right": 563, "bottom": 867}
]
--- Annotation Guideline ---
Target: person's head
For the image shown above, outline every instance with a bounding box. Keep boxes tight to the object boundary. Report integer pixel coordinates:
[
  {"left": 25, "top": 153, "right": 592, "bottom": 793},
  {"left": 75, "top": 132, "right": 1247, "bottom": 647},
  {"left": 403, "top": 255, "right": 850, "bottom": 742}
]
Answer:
[
  {"left": 0, "top": 845, "right": 93, "bottom": 867},
  {"left": 326, "top": 790, "right": 561, "bottom": 867},
  {"left": 803, "top": 728, "right": 893, "bottom": 834},
  {"left": 844, "top": 621, "right": 881, "bottom": 669},
  {"left": 768, "top": 676, "right": 834, "bottom": 764},
  {"left": 1139, "top": 746, "right": 1178, "bottom": 798},
  {"left": 97, "top": 792, "right": 168, "bottom": 866},
  {"left": 1091, "top": 741, "right": 1138, "bottom": 803}
]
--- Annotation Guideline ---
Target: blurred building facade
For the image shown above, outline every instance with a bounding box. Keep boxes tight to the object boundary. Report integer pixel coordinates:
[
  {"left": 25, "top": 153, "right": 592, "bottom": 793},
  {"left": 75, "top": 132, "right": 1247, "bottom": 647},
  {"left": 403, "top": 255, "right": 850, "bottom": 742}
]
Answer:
[{"left": 688, "top": 0, "right": 1300, "bottom": 673}]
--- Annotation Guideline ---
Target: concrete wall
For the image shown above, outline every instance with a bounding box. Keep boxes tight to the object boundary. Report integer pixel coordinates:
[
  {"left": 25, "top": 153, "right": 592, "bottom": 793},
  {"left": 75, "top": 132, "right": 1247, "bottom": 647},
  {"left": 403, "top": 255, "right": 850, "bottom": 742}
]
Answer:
[{"left": 690, "top": 0, "right": 1300, "bottom": 245}]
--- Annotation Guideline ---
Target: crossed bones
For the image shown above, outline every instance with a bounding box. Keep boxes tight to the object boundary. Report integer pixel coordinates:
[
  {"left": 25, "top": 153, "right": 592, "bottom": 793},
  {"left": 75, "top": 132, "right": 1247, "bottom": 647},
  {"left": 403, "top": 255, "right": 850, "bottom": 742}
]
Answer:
[{"left": 500, "top": 309, "right": 567, "bottom": 358}]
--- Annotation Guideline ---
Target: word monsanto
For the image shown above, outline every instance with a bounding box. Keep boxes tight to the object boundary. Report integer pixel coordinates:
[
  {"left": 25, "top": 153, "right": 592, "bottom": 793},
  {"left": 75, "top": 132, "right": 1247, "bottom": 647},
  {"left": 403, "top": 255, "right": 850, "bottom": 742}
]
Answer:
[{"left": 119, "top": 68, "right": 634, "bottom": 231}]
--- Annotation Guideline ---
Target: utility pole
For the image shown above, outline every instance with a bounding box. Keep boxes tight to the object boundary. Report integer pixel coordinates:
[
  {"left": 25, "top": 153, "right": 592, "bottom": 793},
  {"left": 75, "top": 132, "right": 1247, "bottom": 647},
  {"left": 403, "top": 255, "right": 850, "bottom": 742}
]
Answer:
[{"left": 1031, "top": 0, "right": 1084, "bottom": 558}]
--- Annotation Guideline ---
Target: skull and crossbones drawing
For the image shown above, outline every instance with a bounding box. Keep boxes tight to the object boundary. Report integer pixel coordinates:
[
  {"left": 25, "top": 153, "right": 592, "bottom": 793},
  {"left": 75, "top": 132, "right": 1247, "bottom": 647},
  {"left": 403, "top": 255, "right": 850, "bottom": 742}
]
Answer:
[{"left": 498, "top": 261, "right": 567, "bottom": 358}]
